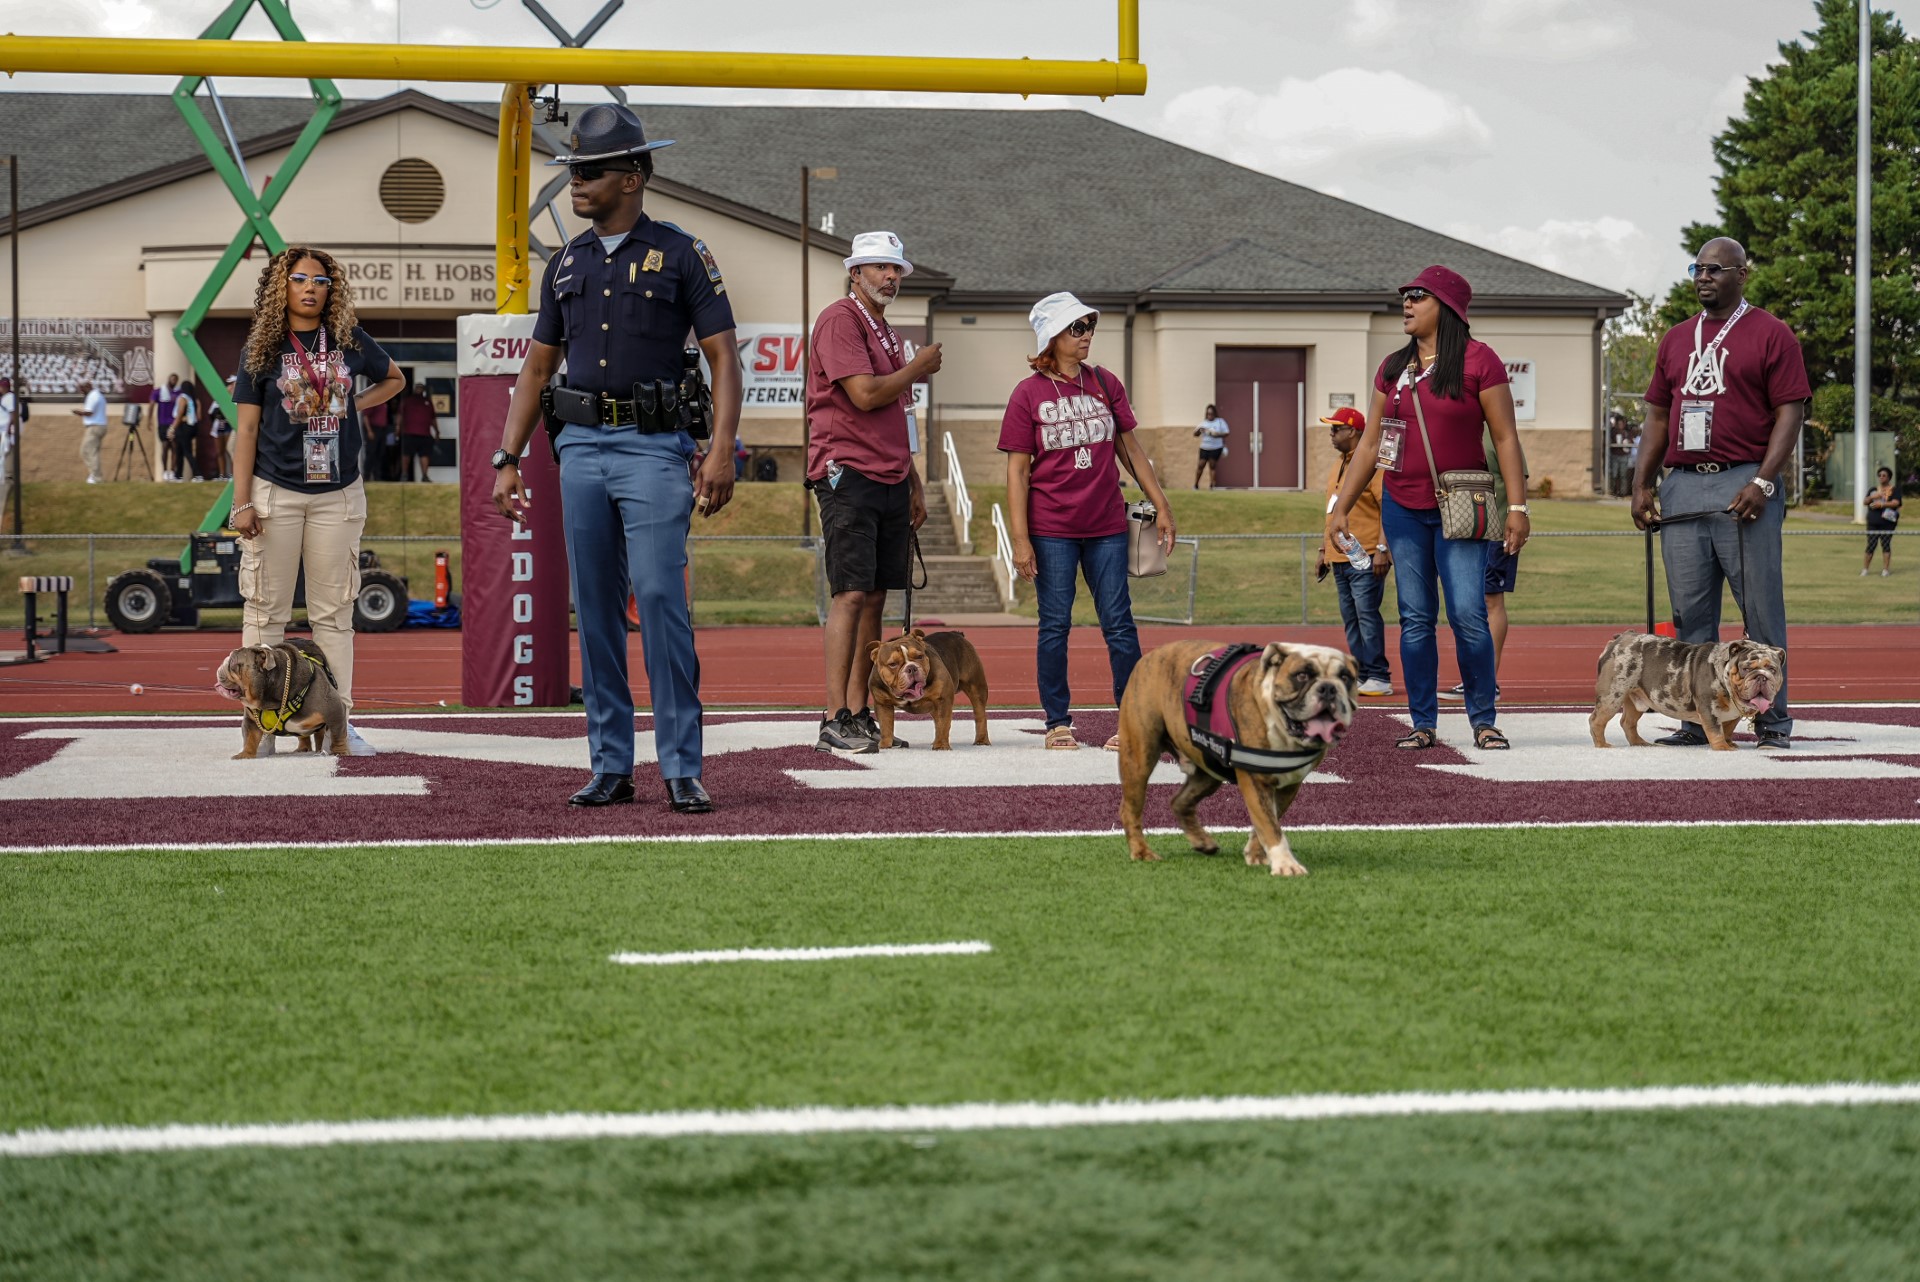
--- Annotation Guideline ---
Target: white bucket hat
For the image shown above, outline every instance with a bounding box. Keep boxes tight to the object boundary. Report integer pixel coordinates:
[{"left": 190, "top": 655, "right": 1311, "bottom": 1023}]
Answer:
[
  {"left": 844, "top": 230, "right": 913, "bottom": 277},
  {"left": 1029, "top": 291, "right": 1099, "bottom": 355}
]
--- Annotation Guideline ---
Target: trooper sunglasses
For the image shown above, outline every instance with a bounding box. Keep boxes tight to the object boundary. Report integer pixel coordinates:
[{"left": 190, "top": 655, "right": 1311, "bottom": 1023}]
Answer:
[
  {"left": 287, "top": 272, "right": 333, "bottom": 288},
  {"left": 570, "top": 163, "right": 637, "bottom": 181},
  {"left": 1066, "top": 317, "right": 1098, "bottom": 337}
]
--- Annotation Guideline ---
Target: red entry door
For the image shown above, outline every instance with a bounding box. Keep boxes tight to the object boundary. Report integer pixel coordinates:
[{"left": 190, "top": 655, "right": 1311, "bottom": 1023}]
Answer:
[{"left": 1212, "top": 347, "right": 1306, "bottom": 488}]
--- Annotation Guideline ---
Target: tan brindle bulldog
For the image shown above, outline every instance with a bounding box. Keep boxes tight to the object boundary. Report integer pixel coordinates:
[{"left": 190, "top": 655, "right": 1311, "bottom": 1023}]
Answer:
[
  {"left": 214, "top": 639, "right": 350, "bottom": 760},
  {"left": 1116, "top": 640, "right": 1358, "bottom": 876},
  {"left": 1590, "top": 632, "right": 1785, "bottom": 750},
  {"left": 867, "top": 629, "right": 990, "bottom": 750}
]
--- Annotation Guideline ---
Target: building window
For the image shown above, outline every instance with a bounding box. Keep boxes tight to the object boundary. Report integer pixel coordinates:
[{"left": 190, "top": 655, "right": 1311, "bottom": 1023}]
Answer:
[{"left": 379, "top": 158, "right": 446, "bottom": 224}]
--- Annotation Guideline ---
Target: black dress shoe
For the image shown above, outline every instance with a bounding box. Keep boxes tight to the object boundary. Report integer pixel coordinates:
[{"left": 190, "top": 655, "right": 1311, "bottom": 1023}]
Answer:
[
  {"left": 666, "top": 776, "right": 713, "bottom": 814},
  {"left": 1654, "top": 728, "right": 1709, "bottom": 747},
  {"left": 568, "top": 773, "right": 635, "bottom": 806},
  {"left": 1756, "top": 730, "right": 1792, "bottom": 750}
]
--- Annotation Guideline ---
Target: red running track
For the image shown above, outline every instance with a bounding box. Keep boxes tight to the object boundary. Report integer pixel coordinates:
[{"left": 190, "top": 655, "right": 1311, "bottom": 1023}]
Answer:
[{"left": 1, "top": 623, "right": 1915, "bottom": 716}]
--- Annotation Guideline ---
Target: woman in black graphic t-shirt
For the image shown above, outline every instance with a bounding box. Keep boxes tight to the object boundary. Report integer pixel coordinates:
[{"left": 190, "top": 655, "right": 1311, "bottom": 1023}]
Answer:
[{"left": 230, "top": 246, "right": 404, "bottom": 755}]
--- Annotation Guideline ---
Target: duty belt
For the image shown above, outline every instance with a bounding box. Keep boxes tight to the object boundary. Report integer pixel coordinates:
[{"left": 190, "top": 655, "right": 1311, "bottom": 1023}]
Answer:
[{"left": 543, "top": 383, "right": 685, "bottom": 434}]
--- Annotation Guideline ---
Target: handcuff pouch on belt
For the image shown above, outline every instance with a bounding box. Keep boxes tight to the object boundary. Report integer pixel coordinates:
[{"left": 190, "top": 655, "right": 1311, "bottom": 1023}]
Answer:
[{"left": 537, "top": 351, "right": 713, "bottom": 458}]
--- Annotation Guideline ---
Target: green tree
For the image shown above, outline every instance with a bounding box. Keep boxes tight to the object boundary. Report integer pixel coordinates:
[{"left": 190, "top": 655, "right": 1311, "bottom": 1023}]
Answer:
[
  {"left": 1658, "top": 0, "right": 1920, "bottom": 401},
  {"left": 1603, "top": 291, "right": 1660, "bottom": 411}
]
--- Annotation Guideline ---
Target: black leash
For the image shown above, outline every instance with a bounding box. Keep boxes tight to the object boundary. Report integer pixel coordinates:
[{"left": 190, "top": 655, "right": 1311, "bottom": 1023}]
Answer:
[
  {"left": 902, "top": 530, "right": 928, "bottom": 633},
  {"left": 1644, "top": 508, "right": 1751, "bottom": 639}
]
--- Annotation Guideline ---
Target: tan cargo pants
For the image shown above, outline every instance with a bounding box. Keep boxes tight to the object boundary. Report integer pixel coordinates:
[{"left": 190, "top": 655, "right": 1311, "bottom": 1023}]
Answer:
[
  {"left": 238, "top": 477, "right": 367, "bottom": 711},
  {"left": 79, "top": 423, "right": 109, "bottom": 481}
]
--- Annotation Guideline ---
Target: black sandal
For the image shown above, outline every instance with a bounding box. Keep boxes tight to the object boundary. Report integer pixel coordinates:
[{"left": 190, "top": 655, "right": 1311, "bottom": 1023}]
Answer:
[
  {"left": 1475, "top": 726, "right": 1511, "bottom": 751},
  {"left": 1395, "top": 728, "right": 1438, "bottom": 750}
]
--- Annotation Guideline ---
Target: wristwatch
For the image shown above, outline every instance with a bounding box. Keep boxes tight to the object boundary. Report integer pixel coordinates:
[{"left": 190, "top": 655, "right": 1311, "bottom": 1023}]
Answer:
[
  {"left": 1509, "top": 504, "right": 1530, "bottom": 515},
  {"left": 1748, "top": 476, "right": 1777, "bottom": 498},
  {"left": 490, "top": 448, "right": 519, "bottom": 470}
]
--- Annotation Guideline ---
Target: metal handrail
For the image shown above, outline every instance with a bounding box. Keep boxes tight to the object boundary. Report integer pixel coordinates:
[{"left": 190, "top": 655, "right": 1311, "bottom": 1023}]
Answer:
[
  {"left": 989, "top": 503, "right": 1017, "bottom": 608},
  {"left": 941, "top": 431, "right": 974, "bottom": 553}
]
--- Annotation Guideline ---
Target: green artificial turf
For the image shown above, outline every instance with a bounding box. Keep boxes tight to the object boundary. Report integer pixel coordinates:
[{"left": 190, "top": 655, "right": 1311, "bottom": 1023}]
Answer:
[
  {"left": 4, "top": 827, "right": 1919, "bottom": 1132},
  {"left": 5, "top": 1106, "right": 1919, "bottom": 1280}
]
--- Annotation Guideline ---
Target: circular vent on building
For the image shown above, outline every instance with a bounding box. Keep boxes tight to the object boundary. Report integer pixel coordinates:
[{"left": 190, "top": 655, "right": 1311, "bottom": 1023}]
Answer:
[{"left": 378, "top": 158, "right": 445, "bottom": 224}]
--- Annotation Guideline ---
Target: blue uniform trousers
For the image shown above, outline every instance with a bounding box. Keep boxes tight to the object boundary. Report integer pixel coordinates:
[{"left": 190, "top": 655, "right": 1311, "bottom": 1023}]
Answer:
[
  {"left": 556, "top": 425, "right": 703, "bottom": 778},
  {"left": 1658, "top": 464, "right": 1790, "bottom": 737}
]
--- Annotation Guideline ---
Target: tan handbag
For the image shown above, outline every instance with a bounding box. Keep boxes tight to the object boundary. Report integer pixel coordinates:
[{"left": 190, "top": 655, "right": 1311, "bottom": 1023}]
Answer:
[
  {"left": 1409, "top": 384, "right": 1501, "bottom": 541},
  {"left": 1126, "top": 501, "right": 1167, "bottom": 578}
]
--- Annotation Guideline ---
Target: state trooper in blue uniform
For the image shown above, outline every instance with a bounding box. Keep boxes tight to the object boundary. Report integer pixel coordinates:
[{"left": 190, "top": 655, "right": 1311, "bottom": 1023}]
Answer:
[{"left": 492, "top": 105, "right": 742, "bottom": 813}]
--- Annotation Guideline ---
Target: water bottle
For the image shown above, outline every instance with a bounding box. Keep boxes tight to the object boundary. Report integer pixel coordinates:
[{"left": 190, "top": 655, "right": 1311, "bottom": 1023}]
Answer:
[{"left": 1334, "top": 532, "right": 1373, "bottom": 573}]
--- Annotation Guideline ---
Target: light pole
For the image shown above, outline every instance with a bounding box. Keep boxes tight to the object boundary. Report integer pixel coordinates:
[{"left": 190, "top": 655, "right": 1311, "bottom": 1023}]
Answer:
[
  {"left": 4, "top": 154, "right": 21, "bottom": 552},
  {"left": 799, "top": 164, "right": 836, "bottom": 537},
  {"left": 1854, "top": 0, "right": 1873, "bottom": 522}
]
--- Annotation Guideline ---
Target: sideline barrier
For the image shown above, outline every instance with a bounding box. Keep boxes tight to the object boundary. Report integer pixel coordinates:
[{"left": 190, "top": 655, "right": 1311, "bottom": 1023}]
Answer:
[{"left": 19, "top": 575, "right": 72, "bottom": 660}]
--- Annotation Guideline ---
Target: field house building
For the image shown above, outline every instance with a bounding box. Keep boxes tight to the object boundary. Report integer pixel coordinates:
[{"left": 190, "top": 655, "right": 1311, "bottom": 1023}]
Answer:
[{"left": 0, "top": 90, "right": 1628, "bottom": 493}]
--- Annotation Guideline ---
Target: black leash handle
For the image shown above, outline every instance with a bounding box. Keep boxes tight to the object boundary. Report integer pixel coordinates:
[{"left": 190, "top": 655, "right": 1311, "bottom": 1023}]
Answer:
[{"left": 1644, "top": 508, "right": 1751, "bottom": 640}]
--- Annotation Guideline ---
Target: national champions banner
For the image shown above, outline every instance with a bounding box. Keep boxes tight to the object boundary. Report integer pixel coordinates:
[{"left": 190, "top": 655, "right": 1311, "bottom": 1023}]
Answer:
[{"left": 457, "top": 314, "right": 571, "bottom": 707}]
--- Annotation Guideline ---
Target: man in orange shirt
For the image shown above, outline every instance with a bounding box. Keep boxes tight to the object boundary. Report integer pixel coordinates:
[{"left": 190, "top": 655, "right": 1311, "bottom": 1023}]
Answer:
[{"left": 1316, "top": 406, "right": 1393, "bottom": 696}]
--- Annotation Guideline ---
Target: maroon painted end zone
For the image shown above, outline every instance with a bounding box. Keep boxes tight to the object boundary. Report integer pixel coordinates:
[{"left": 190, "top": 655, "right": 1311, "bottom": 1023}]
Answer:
[{"left": 0, "top": 705, "right": 1913, "bottom": 849}]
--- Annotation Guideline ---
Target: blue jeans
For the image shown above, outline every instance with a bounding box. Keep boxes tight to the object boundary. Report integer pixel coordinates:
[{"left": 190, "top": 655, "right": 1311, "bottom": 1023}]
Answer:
[
  {"left": 1332, "top": 563, "right": 1391, "bottom": 683},
  {"left": 1033, "top": 532, "right": 1141, "bottom": 730},
  {"left": 1381, "top": 496, "right": 1498, "bottom": 732}
]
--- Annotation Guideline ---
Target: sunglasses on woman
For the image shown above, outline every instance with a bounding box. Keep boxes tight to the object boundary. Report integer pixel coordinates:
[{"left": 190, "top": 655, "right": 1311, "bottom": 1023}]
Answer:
[
  {"left": 287, "top": 272, "right": 333, "bottom": 288},
  {"left": 1401, "top": 288, "right": 1431, "bottom": 302},
  {"left": 1066, "top": 317, "right": 1097, "bottom": 337}
]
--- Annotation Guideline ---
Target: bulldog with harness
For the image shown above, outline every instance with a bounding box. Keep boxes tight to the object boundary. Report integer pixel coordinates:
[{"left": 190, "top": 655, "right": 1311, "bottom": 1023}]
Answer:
[
  {"left": 1117, "top": 640, "right": 1358, "bottom": 876},
  {"left": 215, "top": 639, "right": 350, "bottom": 759}
]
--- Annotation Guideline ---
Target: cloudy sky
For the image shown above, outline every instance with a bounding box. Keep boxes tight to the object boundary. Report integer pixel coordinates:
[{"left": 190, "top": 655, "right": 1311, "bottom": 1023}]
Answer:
[{"left": 3, "top": 0, "right": 1910, "bottom": 298}]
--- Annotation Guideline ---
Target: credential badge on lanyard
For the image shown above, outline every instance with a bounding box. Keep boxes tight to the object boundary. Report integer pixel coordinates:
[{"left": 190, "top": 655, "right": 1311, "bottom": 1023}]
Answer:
[
  {"left": 1377, "top": 360, "right": 1433, "bottom": 472},
  {"left": 850, "top": 295, "right": 917, "bottom": 451},
  {"left": 289, "top": 327, "right": 340, "bottom": 484}
]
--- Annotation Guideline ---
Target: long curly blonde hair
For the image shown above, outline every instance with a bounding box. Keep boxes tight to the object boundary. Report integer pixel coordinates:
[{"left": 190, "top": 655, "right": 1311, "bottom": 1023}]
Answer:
[{"left": 241, "top": 246, "right": 361, "bottom": 376}]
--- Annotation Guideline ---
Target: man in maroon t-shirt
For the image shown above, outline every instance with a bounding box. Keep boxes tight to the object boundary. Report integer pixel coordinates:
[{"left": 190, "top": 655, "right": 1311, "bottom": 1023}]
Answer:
[
  {"left": 804, "top": 230, "right": 942, "bottom": 754},
  {"left": 1635, "top": 236, "right": 1809, "bottom": 748}
]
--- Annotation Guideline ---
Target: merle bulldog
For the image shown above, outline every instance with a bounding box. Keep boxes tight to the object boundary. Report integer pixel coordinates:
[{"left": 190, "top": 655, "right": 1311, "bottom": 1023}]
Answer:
[{"left": 1590, "top": 632, "right": 1785, "bottom": 751}]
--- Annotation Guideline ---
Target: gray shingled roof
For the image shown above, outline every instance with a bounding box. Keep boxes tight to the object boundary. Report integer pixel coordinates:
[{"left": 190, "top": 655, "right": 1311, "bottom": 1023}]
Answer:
[{"left": 0, "top": 91, "right": 1626, "bottom": 308}]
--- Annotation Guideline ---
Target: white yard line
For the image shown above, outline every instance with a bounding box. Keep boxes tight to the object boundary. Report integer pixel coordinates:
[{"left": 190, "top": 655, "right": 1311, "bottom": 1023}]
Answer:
[
  {"left": 6, "top": 1082, "right": 1918, "bottom": 1158},
  {"left": 610, "top": 941, "right": 992, "bottom": 966},
  {"left": 3, "top": 816, "right": 1918, "bottom": 857}
]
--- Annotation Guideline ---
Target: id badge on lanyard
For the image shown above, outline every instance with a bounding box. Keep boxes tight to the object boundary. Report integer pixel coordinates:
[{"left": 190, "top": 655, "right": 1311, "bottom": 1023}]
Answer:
[
  {"left": 1678, "top": 399, "right": 1713, "bottom": 454},
  {"left": 903, "top": 407, "right": 920, "bottom": 454},
  {"left": 1377, "top": 419, "right": 1407, "bottom": 471}
]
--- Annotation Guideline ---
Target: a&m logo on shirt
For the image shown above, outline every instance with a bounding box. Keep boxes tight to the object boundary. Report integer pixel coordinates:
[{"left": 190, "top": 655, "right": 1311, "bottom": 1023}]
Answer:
[{"left": 1074, "top": 446, "right": 1092, "bottom": 470}]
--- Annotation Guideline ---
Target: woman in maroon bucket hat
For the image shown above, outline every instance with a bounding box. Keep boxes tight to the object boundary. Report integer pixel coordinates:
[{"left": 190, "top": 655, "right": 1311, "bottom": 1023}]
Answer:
[{"left": 1325, "top": 266, "right": 1530, "bottom": 751}]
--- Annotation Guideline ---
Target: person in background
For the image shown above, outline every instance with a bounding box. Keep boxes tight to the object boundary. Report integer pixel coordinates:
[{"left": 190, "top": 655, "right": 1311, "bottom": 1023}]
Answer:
[
  {"left": 171, "top": 378, "right": 202, "bottom": 481},
  {"left": 208, "top": 375, "right": 236, "bottom": 479},
  {"left": 0, "top": 376, "right": 16, "bottom": 516},
  {"left": 1865, "top": 466, "right": 1900, "bottom": 577},
  {"left": 150, "top": 372, "right": 179, "bottom": 479},
  {"left": 359, "top": 394, "right": 392, "bottom": 482},
  {"left": 71, "top": 378, "right": 109, "bottom": 484},
  {"left": 1193, "top": 403, "right": 1229, "bottom": 488},
  {"left": 1326, "top": 266, "right": 1529, "bottom": 752},
  {"left": 230, "top": 245, "right": 405, "bottom": 757},
  {"left": 395, "top": 371, "right": 440, "bottom": 483},
  {"left": 1316, "top": 406, "right": 1392, "bottom": 696},
  {"left": 734, "top": 435, "right": 750, "bottom": 481},
  {"left": 1003, "top": 291, "right": 1175, "bottom": 750}
]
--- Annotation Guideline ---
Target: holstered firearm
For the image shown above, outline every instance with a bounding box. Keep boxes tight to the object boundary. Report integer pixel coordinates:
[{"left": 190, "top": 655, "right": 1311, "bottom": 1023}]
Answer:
[{"left": 676, "top": 347, "right": 713, "bottom": 442}]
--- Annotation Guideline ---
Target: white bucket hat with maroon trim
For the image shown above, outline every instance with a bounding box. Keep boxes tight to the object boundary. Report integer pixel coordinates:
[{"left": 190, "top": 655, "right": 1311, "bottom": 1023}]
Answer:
[
  {"left": 844, "top": 230, "right": 913, "bottom": 277},
  {"left": 1028, "top": 291, "right": 1099, "bottom": 354}
]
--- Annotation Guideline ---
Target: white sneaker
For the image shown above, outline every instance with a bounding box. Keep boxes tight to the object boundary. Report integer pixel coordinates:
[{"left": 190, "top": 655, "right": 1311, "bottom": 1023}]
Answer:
[
  {"left": 1439, "top": 683, "right": 1466, "bottom": 700},
  {"left": 345, "top": 724, "right": 378, "bottom": 757},
  {"left": 1357, "top": 678, "right": 1394, "bottom": 696},
  {"left": 1862, "top": 569, "right": 1870, "bottom": 576},
  {"left": 1883, "top": 569, "right": 1892, "bottom": 577},
  {"left": 86, "top": 475, "right": 101, "bottom": 484}
]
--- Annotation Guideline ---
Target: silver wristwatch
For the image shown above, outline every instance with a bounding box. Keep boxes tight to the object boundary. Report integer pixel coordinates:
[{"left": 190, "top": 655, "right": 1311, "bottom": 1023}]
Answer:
[
  {"left": 1748, "top": 476, "right": 1776, "bottom": 498},
  {"left": 1509, "top": 503, "right": 1530, "bottom": 515}
]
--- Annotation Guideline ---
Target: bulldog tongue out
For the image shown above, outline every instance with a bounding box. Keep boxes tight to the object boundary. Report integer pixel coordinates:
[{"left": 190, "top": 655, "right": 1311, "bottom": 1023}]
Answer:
[
  {"left": 1748, "top": 695, "right": 1773, "bottom": 714},
  {"left": 899, "top": 674, "right": 926, "bottom": 702},
  {"left": 1303, "top": 714, "right": 1346, "bottom": 744}
]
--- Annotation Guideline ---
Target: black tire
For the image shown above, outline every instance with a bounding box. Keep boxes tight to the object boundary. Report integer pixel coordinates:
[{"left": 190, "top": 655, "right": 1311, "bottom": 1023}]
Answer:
[
  {"left": 355, "top": 568, "right": 408, "bottom": 633},
  {"left": 104, "top": 568, "right": 173, "bottom": 634}
]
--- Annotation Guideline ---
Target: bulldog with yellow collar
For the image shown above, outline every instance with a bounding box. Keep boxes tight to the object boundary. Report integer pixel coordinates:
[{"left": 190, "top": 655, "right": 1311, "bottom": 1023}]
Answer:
[{"left": 214, "top": 639, "right": 350, "bottom": 759}]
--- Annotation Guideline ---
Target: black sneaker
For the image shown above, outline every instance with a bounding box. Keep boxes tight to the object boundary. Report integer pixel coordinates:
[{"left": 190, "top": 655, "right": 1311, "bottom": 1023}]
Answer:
[
  {"left": 855, "top": 707, "right": 907, "bottom": 749},
  {"left": 815, "top": 711, "right": 869, "bottom": 754}
]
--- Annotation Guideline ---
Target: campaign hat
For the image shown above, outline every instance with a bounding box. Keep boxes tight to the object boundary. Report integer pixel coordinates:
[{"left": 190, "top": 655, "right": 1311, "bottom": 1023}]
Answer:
[
  {"left": 548, "top": 104, "right": 676, "bottom": 165},
  {"left": 1399, "top": 265, "right": 1472, "bottom": 323}
]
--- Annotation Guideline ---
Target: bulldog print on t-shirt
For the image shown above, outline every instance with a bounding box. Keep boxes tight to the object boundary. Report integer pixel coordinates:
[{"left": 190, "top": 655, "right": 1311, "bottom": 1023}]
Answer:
[
  {"left": 998, "top": 366, "right": 1138, "bottom": 539},
  {"left": 232, "top": 324, "right": 391, "bottom": 494}
]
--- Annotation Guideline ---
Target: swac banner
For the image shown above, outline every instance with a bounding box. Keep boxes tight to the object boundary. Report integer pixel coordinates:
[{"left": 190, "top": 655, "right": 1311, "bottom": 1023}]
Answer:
[
  {"left": 735, "top": 322, "right": 929, "bottom": 417},
  {"left": 457, "top": 314, "right": 571, "bottom": 707}
]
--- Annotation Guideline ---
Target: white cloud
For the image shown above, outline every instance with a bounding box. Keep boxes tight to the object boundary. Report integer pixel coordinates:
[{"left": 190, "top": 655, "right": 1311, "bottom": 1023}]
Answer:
[
  {"left": 1157, "top": 70, "right": 1492, "bottom": 187},
  {"left": 1706, "top": 72, "right": 1750, "bottom": 130},
  {"left": 1344, "top": 0, "right": 1632, "bottom": 60},
  {"left": 1444, "top": 215, "right": 1666, "bottom": 294}
]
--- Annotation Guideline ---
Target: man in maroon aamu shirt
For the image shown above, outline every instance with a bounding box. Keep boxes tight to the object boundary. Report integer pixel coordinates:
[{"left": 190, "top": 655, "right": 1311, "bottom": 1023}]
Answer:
[{"left": 1634, "top": 236, "right": 1809, "bottom": 749}]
